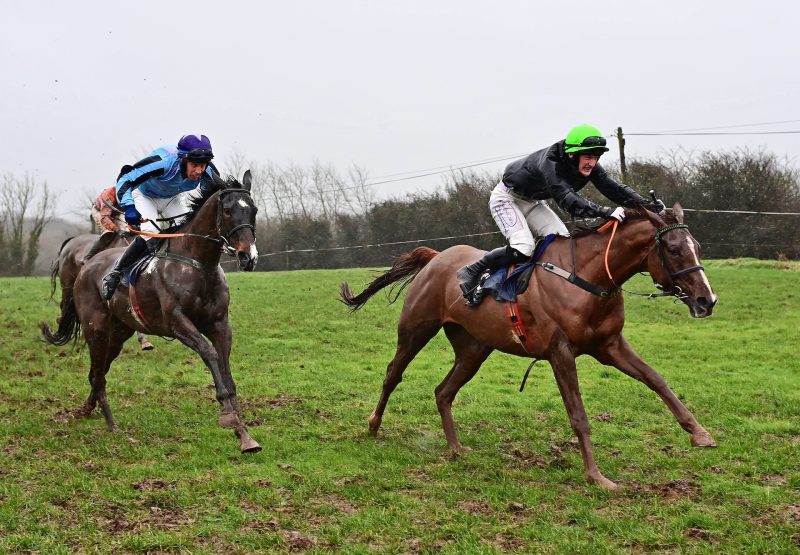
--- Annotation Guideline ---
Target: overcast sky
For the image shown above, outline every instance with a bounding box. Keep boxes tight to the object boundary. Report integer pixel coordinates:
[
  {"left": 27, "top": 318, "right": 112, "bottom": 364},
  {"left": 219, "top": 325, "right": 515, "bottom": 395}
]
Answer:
[{"left": 3, "top": 1, "right": 799, "bottom": 222}]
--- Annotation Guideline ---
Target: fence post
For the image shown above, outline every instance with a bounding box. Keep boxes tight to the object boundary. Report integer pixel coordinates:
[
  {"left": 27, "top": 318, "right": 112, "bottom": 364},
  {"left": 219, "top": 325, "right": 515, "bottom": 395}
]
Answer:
[{"left": 616, "top": 127, "right": 627, "bottom": 182}]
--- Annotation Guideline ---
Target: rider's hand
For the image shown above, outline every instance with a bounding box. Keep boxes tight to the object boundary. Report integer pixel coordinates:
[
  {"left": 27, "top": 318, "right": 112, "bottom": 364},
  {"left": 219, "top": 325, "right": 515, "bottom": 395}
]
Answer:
[
  {"left": 600, "top": 206, "right": 626, "bottom": 222},
  {"left": 124, "top": 206, "right": 142, "bottom": 226}
]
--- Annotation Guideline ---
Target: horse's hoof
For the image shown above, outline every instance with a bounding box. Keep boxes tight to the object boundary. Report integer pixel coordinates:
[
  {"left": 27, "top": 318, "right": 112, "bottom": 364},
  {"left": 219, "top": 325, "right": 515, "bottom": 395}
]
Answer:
[
  {"left": 691, "top": 430, "right": 717, "bottom": 448},
  {"left": 240, "top": 439, "right": 262, "bottom": 454},
  {"left": 140, "top": 340, "right": 154, "bottom": 351},
  {"left": 588, "top": 473, "right": 619, "bottom": 491},
  {"left": 368, "top": 413, "right": 381, "bottom": 436}
]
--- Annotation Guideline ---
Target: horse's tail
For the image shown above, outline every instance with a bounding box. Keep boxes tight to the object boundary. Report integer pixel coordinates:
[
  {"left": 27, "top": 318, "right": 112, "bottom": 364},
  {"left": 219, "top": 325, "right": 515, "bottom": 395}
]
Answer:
[
  {"left": 48, "top": 236, "right": 75, "bottom": 301},
  {"left": 39, "top": 295, "right": 81, "bottom": 346},
  {"left": 340, "top": 247, "right": 440, "bottom": 312}
]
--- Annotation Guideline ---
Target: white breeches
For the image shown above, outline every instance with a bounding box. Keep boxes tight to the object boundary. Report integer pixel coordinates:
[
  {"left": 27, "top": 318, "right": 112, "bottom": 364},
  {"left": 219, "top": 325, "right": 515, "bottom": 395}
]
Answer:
[
  {"left": 489, "top": 182, "right": 568, "bottom": 257},
  {"left": 131, "top": 189, "right": 192, "bottom": 234}
]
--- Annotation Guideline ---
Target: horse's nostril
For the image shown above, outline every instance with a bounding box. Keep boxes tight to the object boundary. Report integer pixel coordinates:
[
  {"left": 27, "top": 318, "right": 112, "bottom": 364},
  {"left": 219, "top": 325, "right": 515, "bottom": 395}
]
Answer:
[{"left": 697, "top": 296, "right": 716, "bottom": 310}]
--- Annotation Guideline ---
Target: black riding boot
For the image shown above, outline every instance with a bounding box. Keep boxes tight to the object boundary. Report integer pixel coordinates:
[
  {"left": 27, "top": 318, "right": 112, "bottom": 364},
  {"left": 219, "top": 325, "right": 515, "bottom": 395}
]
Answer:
[
  {"left": 81, "top": 231, "right": 117, "bottom": 265},
  {"left": 101, "top": 236, "right": 149, "bottom": 300},
  {"left": 456, "top": 246, "right": 527, "bottom": 306}
]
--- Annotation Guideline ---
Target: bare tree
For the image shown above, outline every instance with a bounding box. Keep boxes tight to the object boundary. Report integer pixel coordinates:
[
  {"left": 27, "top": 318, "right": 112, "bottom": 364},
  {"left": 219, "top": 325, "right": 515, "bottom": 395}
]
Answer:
[
  {"left": 344, "top": 164, "right": 374, "bottom": 216},
  {"left": 0, "top": 173, "right": 55, "bottom": 276},
  {"left": 222, "top": 148, "right": 251, "bottom": 181}
]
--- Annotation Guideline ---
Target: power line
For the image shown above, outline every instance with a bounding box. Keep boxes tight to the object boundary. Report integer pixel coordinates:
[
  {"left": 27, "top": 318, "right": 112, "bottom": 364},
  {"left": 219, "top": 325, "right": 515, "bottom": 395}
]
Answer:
[
  {"left": 629, "top": 118, "right": 800, "bottom": 134},
  {"left": 368, "top": 152, "right": 527, "bottom": 180},
  {"left": 683, "top": 208, "right": 800, "bottom": 216},
  {"left": 627, "top": 130, "right": 800, "bottom": 136}
]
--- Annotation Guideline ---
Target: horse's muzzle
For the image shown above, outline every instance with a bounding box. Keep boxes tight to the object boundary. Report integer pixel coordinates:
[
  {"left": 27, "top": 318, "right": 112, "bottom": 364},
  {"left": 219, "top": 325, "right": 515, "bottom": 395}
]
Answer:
[
  {"left": 689, "top": 293, "right": 717, "bottom": 318},
  {"left": 237, "top": 251, "right": 257, "bottom": 271}
]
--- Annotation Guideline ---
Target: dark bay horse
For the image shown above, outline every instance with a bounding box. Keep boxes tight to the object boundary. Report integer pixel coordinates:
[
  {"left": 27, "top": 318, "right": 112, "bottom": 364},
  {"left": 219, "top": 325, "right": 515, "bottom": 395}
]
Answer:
[
  {"left": 50, "top": 233, "right": 154, "bottom": 350},
  {"left": 341, "top": 204, "right": 717, "bottom": 489},
  {"left": 41, "top": 171, "right": 261, "bottom": 453}
]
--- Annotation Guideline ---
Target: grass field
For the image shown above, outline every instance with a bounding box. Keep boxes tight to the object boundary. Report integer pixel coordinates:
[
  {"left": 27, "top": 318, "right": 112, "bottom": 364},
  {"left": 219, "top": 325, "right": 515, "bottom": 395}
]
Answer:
[{"left": 1, "top": 259, "right": 798, "bottom": 553}]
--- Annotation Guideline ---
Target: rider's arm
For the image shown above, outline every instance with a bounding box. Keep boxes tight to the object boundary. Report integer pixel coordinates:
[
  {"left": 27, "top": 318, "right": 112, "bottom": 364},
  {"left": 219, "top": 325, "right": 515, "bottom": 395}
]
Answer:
[
  {"left": 591, "top": 164, "right": 648, "bottom": 207},
  {"left": 97, "top": 187, "right": 119, "bottom": 232},
  {"left": 115, "top": 155, "right": 168, "bottom": 207}
]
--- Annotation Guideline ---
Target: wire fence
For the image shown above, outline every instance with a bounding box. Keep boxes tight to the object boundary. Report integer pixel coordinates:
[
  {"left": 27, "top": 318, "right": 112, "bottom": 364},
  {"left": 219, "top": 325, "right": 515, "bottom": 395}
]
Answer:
[{"left": 251, "top": 208, "right": 800, "bottom": 271}]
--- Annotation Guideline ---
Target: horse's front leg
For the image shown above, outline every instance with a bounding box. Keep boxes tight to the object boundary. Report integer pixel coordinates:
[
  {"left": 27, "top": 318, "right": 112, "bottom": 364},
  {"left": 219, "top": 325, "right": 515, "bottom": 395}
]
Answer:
[
  {"left": 170, "top": 313, "right": 259, "bottom": 453},
  {"left": 549, "top": 332, "right": 618, "bottom": 490},
  {"left": 205, "top": 319, "right": 261, "bottom": 454},
  {"left": 595, "top": 334, "right": 716, "bottom": 448}
]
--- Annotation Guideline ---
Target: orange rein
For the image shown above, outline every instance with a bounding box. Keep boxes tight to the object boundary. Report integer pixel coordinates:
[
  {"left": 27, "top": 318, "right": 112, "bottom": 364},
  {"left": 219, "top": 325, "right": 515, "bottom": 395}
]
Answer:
[
  {"left": 597, "top": 219, "right": 619, "bottom": 283},
  {"left": 128, "top": 228, "right": 187, "bottom": 239}
]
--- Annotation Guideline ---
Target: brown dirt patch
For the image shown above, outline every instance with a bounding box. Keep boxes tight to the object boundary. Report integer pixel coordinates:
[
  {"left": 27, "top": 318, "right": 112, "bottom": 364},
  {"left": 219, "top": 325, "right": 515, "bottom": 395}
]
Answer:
[
  {"left": 627, "top": 479, "right": 701, "bottom": 500},
  {"left": 685, "top": 527, "right": 711, "bottom": 540},
  {"left": 490, "top": 532, "right": 525, "bottom": 551},
  {"left": 266, "top": 394, "right": 304, "bottom": 408},
  {"left": 458, "top": 499, "right": 493, "bottom": 515},
  {"left": 313, "top": 493, "right": 359, "bottom": 515},
  {"left": 132, "top": 478, "right": 174, "bottom": 491},
  {"left": 280, "top": 529, "right": 316, "bottom": 551}
]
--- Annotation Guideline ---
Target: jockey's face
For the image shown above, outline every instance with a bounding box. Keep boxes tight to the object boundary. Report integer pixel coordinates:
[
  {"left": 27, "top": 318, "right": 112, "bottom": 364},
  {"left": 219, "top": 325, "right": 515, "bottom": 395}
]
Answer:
[
  {"left": 185, "top": 161, "right": 207, "bottom": 181},
  {"left": 570, "top": 153, "right": 601, "bottom": 177}
]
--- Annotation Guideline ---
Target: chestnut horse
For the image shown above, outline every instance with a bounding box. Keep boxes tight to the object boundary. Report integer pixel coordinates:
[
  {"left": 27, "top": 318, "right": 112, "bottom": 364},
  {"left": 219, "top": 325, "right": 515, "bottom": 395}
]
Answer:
[
  {"left": 50, "top": 233, "right": 154, "bottom": 350},
  {"left": 341, "top": 204, "right": 717, "bottom": 489},
  {"left": 41, "top": 172, "right": 261, "bottom": 453}
]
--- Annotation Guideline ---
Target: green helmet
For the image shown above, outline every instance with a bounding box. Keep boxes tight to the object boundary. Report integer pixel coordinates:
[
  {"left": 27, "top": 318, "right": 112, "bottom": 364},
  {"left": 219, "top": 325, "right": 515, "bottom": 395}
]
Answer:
[{"left": 564, "top": 124, "right": 609, "bottom": 154}]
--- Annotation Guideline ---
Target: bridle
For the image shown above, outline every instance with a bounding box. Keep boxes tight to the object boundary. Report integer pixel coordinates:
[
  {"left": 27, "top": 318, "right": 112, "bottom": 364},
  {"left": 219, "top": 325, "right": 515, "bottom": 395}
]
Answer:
[
  {"left": 216, "top": 188, "right": 257, "bottom": 256},
  {"left": 603, "top": 219, "right": 705, "bottom": 300}
]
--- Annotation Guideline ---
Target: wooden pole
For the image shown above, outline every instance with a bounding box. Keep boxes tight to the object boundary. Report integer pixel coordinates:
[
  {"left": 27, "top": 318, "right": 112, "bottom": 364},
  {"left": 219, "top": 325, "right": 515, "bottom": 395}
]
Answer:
[{"left": 616, "top": 126, "right": 627, "bottom": 182}]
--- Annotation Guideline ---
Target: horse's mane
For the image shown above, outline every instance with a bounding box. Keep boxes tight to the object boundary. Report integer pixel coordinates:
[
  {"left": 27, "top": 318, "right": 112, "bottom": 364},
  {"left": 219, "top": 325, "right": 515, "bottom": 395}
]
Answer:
[
  {"left": 164, "top": 174, "right": 239, "bottom": 232},
  {"left": 570, "top": 205, "right": 678, "bottom": 238}
]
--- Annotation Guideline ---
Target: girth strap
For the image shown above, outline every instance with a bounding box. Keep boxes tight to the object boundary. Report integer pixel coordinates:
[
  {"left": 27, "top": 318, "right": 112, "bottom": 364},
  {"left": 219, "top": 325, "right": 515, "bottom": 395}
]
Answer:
[
  {"left": 154, "top": 252, "right": 218, "bottom": 272},
  {"left": 537, "top": 262, "right": 618, "bottom": 298}
]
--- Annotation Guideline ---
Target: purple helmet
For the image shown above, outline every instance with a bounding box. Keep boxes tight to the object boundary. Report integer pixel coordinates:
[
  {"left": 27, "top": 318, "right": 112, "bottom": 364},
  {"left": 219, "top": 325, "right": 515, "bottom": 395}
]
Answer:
[{"left": 177, "top": 134, "right": 214, "bottom": 163}]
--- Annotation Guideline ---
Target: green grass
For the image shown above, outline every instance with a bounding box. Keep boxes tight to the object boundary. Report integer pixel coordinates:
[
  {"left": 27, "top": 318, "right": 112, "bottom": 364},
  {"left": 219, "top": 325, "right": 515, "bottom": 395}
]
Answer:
[{"left": 1, "top": 260, "right": 798, "bottom": 553}]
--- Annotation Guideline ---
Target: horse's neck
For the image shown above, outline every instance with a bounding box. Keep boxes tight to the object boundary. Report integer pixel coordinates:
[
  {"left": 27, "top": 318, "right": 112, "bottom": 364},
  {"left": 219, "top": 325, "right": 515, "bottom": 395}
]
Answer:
[
  {"left": 172, "top": 194, "right": 221, "bottom": 265},
  {"left": 567, "top": 220, "right": 654, "bottom": 286}
]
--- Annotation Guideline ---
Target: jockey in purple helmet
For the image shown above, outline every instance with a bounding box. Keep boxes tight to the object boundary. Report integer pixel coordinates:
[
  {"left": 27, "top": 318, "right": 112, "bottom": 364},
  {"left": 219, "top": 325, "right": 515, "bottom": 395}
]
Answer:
[{"left": 101, "top": 134, "right": 218, "bottom": 300}]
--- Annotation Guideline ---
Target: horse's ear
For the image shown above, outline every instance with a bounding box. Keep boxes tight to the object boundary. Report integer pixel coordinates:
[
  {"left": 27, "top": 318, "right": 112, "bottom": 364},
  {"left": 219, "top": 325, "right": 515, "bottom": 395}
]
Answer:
[
  {"left": 242, "top": 169, "right": 252, "bottom": 192},
  {"left": 672, "top": 202, "right": 684, "bottom": 223},
  {"left": 211, "top": 172, "right": 227, "bottom": 190}
]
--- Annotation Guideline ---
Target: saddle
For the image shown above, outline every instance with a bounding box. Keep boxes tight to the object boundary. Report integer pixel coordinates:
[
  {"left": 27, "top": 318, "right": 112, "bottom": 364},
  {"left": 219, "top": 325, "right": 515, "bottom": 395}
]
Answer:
[
  {"left": 120, "top": 238, "right": 166, "bottom": 288},
  {"left": 476, "top": 234, "right": 556, "bottom": 304}
]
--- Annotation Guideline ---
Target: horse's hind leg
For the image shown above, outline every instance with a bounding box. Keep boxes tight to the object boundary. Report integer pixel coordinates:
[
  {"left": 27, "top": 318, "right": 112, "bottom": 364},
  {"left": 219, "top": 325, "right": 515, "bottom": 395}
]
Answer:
[
  {"left": 595, "top": 335, "right": 716, "bottom": 448},
  {"left": 137, "top": 333, "right": 154, "bottom": 351},
  {"left": 80, "top": 319, "right": 133, "bottom": 430},
  {"left": 369, "top": 319, "right": 441, "bottom": 436},
  {"left": 435, "top": 324, "right": 492, "bottom": 452}
]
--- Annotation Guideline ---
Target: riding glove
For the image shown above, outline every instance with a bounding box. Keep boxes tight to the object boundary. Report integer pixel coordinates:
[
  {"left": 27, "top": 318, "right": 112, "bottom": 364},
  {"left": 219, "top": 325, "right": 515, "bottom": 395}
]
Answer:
[
  {"left": 600, "top": 206, "right": 626, "bottom": 222},
  {"left": 124, "top": 206, "right": 142, "bottom": 226}
]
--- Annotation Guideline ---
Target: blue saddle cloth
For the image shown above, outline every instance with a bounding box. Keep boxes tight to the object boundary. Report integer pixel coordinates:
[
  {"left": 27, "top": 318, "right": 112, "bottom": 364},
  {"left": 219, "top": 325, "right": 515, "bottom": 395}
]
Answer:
[
  {"left": 481, "top": 234, "right": 556, "bottom": 302},
  {"left": 121, "top": 253, "right": 156, "bottom": 288}
]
